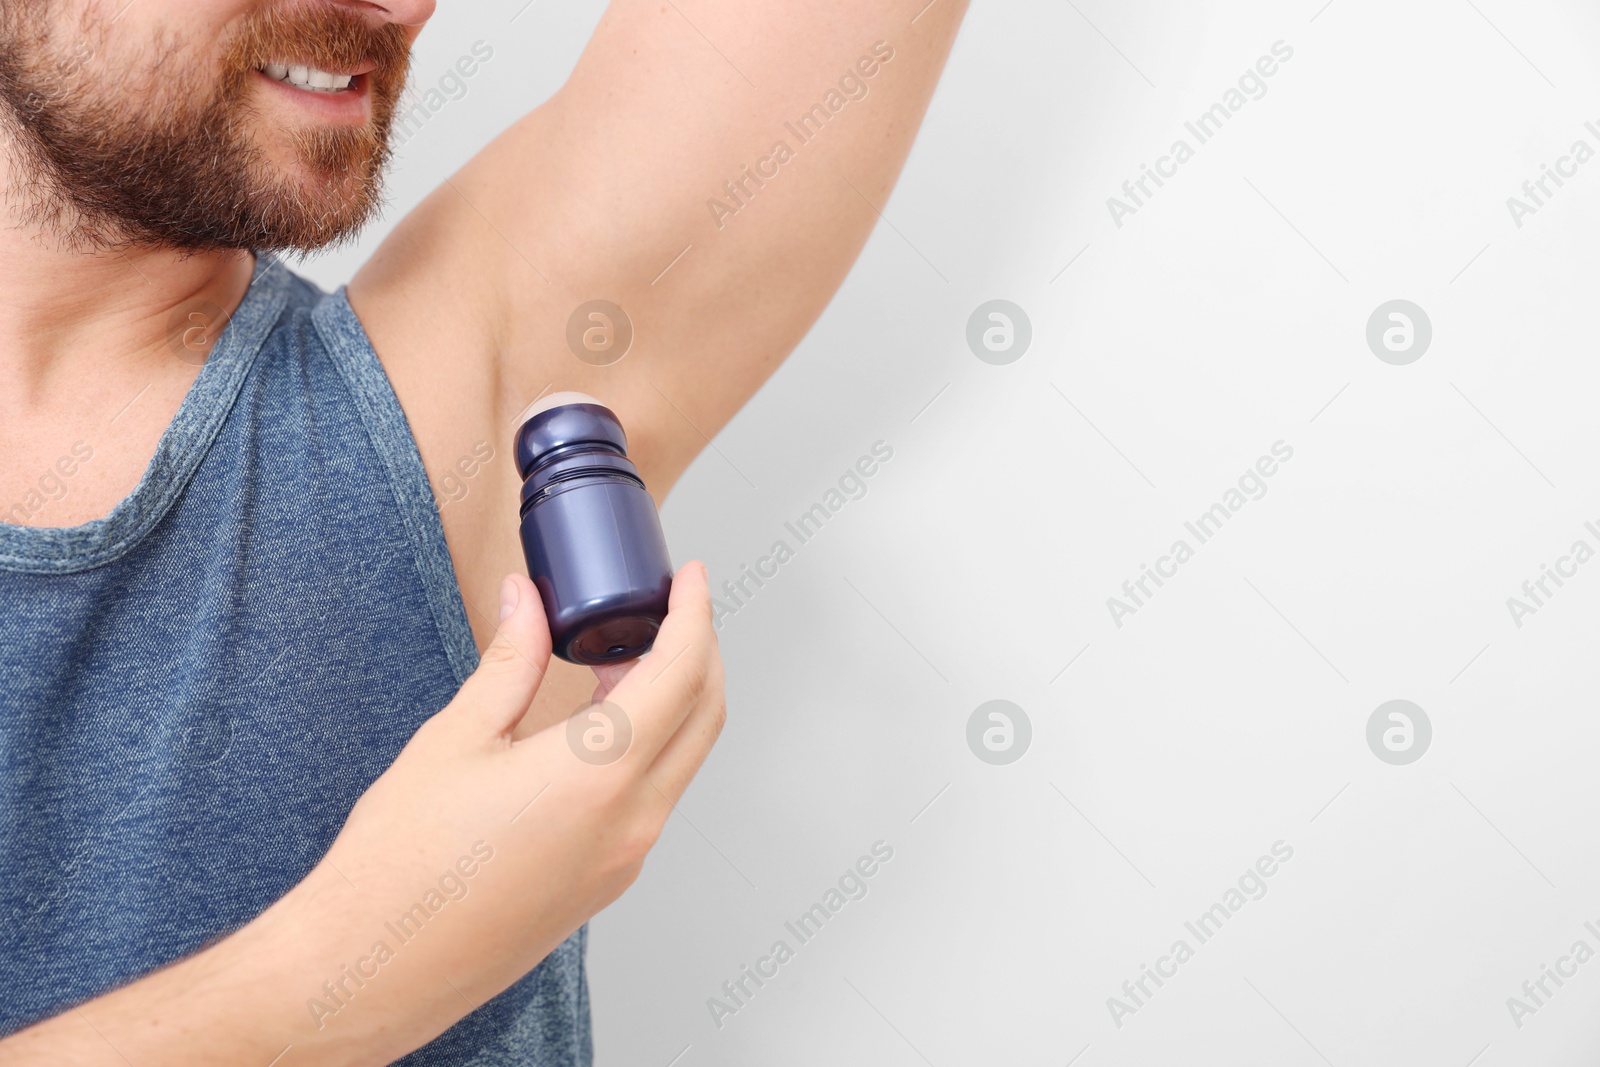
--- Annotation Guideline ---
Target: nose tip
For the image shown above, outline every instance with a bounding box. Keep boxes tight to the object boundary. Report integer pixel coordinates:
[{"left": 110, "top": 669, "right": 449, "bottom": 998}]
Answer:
[
  {"left": 333, "top": 0, "right": 436, "bottom": 28},
  {"left": 385, "top": 0, "right": 436, "bottom": 27}
]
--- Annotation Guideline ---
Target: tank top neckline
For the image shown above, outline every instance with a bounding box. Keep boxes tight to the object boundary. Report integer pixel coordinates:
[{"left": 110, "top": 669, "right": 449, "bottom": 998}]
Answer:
[{"left": 0, "top": 255, "right": 292, "bottom": 575}]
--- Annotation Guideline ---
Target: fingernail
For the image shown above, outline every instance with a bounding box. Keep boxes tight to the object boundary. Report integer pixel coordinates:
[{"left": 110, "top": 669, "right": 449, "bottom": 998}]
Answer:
[
  {"left": 694, "top": 560, "right": 708, "bottom": 582},
  {"left": 499, "top": 576, "right": 519, "bottom": 621}
]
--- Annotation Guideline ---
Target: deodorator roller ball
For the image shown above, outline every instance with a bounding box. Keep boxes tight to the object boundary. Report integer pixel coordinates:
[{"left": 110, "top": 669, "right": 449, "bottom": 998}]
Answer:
[{"left": 515, "top": 392, "right": 675, "bottom": 665}]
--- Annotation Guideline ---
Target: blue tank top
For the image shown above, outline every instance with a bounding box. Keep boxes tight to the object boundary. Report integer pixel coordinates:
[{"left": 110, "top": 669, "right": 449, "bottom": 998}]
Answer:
[{"left": 0, "top": 255, "right": 591, "bottom": 1065}]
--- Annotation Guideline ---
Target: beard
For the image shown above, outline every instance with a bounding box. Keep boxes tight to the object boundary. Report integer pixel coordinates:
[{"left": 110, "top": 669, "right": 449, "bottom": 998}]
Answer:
[{"left": 0, "top": 2, "right": 410, "bottom": 254}]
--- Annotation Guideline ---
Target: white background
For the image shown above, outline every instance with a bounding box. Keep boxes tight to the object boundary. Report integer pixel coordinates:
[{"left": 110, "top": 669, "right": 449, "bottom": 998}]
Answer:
[{"left": 305, "top": 1, "right": 1600, "bottom": 1063}]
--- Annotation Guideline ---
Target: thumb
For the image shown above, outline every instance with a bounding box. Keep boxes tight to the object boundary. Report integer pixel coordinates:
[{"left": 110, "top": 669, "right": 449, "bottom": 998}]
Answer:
[{"left": 454, "top": 574, "right": 553, "bottom": 737}]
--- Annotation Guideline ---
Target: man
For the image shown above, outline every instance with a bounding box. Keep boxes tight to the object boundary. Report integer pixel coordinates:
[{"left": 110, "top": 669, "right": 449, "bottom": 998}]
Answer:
[{"left": 0, "top": 0, "right": 965, "bottom": 1062}]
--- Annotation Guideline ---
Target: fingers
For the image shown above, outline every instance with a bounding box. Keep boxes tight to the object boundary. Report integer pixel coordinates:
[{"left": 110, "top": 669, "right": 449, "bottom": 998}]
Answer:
[
  {"left": 451, "top": 573, "right": 553, "bottom": 737},
  {"left": 575, "top": 585, "right": 694, "bottom": 708},
  {"left": 644, "top": 636, "right": 726, "bottom": 805},
  {"left": 589, "top": 661, "right": 633, "bottom": 705},
  {"left": 599, "top": 560, "right": 717, "bottom": 767}
]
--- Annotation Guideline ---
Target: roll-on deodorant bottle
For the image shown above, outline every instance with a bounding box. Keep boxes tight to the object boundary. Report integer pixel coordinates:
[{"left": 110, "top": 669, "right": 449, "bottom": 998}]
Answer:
[{"left": 515, "top": 392, "right": 674, "bottom": 665}]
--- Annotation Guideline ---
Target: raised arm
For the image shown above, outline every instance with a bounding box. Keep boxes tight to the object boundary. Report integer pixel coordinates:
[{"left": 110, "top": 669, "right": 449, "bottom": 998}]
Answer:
[{"left": 351, "top": 0, "right": 969, "bottom": 495}]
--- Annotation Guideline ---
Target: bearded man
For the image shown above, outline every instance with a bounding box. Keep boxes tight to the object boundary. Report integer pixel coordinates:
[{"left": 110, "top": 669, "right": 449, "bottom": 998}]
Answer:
[{"left": 0, "top": 1, "right": 966, "bottom": 1063}]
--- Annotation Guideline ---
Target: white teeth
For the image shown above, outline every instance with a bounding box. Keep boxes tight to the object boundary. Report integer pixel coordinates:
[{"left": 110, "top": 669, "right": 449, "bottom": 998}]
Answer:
[{"left": 259, "top": 63, "right": 354, "bottom": 93}]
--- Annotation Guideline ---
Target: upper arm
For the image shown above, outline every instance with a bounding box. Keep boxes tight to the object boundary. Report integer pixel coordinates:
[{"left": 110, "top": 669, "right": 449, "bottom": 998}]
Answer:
[{"left": 352, "top": 0, "right": 967, "bottom": 498}]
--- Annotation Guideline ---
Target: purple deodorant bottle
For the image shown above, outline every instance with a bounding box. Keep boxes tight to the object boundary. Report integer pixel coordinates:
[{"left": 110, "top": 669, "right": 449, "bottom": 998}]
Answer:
[{"left": 515, "top": 392, "right": 674, "bottom": 665}]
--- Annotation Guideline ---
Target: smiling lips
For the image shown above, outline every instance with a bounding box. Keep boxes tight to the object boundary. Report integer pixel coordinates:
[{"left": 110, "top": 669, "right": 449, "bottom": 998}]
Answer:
[{"left": 258, "top": 63, "right": 359, "bottom": 93}]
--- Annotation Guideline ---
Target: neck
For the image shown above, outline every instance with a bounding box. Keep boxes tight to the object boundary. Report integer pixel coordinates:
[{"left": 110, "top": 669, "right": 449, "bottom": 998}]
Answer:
[{"left": 0, "top": 146, "right": 256, "bottom": 412}]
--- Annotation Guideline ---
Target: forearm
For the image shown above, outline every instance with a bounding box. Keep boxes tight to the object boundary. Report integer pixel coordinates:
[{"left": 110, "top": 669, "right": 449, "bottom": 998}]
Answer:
[
  {"left": 0, "top": 864, "right": 461, "bottom": 1066},
  {"left": 3, "top": 565, "right": 724, "bottom": 1066}
]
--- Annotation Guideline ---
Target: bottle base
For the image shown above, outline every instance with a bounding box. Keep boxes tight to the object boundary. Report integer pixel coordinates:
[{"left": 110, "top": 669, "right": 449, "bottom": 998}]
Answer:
[{"left": 560, "top": 614, "right": 662, "bottom": 665}]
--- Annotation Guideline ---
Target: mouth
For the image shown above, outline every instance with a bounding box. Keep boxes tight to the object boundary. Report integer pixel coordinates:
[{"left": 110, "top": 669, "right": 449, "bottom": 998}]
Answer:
[{"left": 255, "top": 61, "right": 374, "bottom": 94}]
